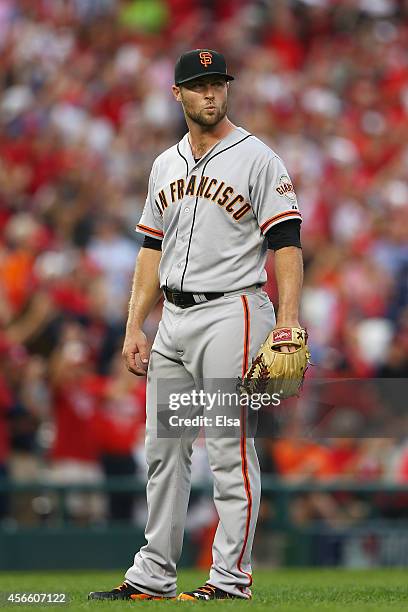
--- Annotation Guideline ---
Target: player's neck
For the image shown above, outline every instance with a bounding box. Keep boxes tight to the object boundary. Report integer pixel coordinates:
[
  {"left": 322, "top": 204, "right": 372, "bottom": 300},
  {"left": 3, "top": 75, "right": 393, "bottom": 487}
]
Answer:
[{"left": 187, "top": 117, "right": 236, "bottom": 160}]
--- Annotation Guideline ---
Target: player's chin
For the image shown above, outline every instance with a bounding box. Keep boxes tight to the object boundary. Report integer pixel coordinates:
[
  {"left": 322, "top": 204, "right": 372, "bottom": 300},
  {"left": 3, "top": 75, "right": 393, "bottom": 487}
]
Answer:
[{"left": 199, "top": 111, "right": 222, "bottom": 126}]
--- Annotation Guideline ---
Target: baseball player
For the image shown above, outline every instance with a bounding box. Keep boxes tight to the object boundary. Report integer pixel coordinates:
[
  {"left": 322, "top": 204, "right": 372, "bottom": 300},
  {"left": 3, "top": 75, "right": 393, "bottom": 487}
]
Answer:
[{"left": 89, "top": 49, "right": 303, "bottom": 602}]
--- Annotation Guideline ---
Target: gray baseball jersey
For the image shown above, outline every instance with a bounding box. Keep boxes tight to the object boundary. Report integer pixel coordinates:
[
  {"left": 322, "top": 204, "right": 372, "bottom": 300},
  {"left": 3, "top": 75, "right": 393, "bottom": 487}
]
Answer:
[{"left": 136, "top": 127, "right": 301, "bottom": 292}]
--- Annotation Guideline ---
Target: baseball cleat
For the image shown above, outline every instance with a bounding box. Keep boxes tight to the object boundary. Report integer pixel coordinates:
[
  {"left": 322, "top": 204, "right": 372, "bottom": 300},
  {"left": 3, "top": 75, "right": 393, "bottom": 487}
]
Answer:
[
  {"left": 177, "top": 583, "right": 238, "bottom": 601},
  {"left": 88, "top": 581, "right": 175, "bottom": 601}
]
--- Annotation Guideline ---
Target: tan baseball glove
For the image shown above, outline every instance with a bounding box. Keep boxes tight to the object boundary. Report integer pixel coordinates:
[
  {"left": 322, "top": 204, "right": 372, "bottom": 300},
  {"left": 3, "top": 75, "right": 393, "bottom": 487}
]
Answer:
[{"left": 240, "top": 327, "right": 311, "bottom": 399}]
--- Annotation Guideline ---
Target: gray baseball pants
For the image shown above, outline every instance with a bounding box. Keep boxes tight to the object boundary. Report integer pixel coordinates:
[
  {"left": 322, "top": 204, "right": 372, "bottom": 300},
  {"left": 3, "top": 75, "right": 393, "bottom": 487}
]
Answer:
[{"left": 125, "top": 287, "right": 275, "bottom": 598}]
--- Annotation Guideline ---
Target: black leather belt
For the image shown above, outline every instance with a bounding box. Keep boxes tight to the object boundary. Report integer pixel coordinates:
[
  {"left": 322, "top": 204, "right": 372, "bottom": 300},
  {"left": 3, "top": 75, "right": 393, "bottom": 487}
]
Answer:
[{"left": 164, "top": 288, "right": 224, "bottom": 309}]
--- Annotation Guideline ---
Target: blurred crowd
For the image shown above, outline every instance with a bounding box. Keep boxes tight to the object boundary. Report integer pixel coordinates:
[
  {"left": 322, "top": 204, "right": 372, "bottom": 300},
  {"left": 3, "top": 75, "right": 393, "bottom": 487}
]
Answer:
[{"left": 0, "top": 0, "right": 408, "bottom": 531}]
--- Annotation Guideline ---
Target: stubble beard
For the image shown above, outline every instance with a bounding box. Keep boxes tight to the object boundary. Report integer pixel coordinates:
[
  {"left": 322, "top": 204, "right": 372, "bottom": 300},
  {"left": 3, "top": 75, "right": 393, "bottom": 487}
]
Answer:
[{"left": 184, "top": 100, "right": 227, "bottom": 128}]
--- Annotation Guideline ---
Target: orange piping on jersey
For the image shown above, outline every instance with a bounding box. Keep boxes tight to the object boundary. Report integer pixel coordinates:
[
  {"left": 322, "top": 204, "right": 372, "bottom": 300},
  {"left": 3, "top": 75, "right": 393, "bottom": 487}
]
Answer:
[
  {"left": 260, "top": 210, "right": 301, "bottom": 234},
  {"left": 241, "top": 296, "right": 250, "bottom": 378},
  {"left": 136, "top": 224, "right": 164, "bottom": 238},
  {"left": 238, "top": 295, "right": 253, "bottom": 588}
]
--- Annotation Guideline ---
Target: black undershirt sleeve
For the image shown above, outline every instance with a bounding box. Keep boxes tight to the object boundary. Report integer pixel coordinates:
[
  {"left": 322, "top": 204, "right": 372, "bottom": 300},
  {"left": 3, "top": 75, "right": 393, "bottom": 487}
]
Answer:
[
  {"left": 142, "top": 220, "right": 301, "bottom": 252},
  {"left": 266, "top": 219, "right": 302, "bottom": 251},
  {"left": 142, "top": 235, "right": 162, "bottom": 251}
]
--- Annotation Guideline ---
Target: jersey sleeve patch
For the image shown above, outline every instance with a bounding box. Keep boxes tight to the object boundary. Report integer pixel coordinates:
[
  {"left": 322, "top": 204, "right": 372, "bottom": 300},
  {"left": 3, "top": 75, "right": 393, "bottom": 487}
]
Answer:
[
  {"left": 250, "top": 155, "right": 302, "bottom": 236},
  {"left": 136, "top": 223, "right": 164, "bottom": 239},
  {"left": 275, "top": 174, "right": 297, "bottom": 203},
  {"left": 260, "top": 210, "right": 302, "bottom": 235}
]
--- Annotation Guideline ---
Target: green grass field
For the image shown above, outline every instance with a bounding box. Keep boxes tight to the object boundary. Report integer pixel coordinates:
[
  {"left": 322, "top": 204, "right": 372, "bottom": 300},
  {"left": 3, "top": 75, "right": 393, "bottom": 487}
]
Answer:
[{"left": 1, "top": 569, "right": 407, "bottom": 611}]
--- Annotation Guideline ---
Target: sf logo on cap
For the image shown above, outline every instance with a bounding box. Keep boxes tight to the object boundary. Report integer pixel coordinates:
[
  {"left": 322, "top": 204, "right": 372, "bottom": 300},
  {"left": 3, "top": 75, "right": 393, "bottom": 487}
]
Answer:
[{"left": 199, "top": 51, "right": 212, "bottom": 67}]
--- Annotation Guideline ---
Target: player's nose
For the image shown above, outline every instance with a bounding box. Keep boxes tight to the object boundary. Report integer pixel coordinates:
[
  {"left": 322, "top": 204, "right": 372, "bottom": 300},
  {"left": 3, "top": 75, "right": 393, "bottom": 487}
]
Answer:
[{"left": 203, "top": 85, "right": 216, "bottom": 97}]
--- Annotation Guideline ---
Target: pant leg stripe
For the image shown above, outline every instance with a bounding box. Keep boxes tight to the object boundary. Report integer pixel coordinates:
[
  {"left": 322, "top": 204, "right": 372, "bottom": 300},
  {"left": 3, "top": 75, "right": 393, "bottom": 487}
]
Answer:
[{"left": 237, "top": 295, "right": 252, "bottom": 587}]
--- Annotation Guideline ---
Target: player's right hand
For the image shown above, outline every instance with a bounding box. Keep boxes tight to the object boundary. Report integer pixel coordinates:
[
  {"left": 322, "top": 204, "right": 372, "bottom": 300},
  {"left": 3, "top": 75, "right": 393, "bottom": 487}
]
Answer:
[{"left": 122, "top": 330, "right": 150, "bottom": 376}]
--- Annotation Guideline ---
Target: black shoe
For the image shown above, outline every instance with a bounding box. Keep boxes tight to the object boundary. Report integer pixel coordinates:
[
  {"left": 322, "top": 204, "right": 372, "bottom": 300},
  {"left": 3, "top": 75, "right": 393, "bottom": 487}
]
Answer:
[
  {"left": 177, "top": 583, "right": 238, "bottom": 601},
  {"left": 88, "top": 581, "right": 175, "bottom": 601}
]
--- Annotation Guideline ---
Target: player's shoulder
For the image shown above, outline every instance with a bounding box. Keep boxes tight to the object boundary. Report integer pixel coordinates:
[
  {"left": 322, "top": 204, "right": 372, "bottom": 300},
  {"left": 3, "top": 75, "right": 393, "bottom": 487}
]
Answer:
[
  {"left": 151, "top": 142, "right": 180, "bottom": 170},
  {"left": 237, "top": 128, "right": 282, "bottom": 166}
]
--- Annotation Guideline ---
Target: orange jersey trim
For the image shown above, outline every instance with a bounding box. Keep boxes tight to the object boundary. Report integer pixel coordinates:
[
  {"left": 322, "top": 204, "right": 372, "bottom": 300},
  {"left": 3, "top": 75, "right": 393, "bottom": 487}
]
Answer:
[
  {"left": 241, "top": 295, "right": 250, "bottom": 377},
  {"left": 136, "top": 224, "right": 164, "bottom": 238},
  {"left": 238, "top": 295, "right": 253, "bottom": 588},
  {"left": 260, "top": 210, "right": 301, "bottom": 234}
]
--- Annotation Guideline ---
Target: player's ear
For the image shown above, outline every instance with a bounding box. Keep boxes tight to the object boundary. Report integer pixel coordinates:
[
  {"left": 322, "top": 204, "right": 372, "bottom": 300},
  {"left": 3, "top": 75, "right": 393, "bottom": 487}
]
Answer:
[{"left": 172, "top": 85, "right": 182, "bottom": 102}]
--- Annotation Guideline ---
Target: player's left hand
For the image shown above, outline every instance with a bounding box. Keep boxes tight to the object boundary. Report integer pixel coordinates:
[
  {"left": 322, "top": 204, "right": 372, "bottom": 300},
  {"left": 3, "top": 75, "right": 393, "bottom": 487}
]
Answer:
[
  {"left": 240, "top": 324, "right": 310, "bottom": 399},
  {"left": 275, "top": 321, "right": 300, "bottom": 353},
  {"left": 278, "top": 344, "right": 297, "bottom": 353}
]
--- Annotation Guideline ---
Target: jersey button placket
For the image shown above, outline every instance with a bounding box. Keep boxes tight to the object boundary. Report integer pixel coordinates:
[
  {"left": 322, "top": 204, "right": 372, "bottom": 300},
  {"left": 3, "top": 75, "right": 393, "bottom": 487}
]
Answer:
[{"left": 175, "top": 176, "right": 194, "bottom": 287}]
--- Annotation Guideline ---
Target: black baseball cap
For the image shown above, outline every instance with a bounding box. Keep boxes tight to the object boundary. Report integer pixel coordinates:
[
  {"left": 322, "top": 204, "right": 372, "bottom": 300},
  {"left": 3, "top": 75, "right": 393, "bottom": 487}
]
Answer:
[{"left": 174, "top": 49, "right": 234, "bottom": 85}]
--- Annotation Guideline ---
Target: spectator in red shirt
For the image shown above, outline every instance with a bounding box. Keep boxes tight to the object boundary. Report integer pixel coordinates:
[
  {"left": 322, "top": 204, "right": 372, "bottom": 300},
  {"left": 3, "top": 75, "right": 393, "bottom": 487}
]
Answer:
[
  {"left": 94, "top": 351, "right": 146, "bottom": 521},
  {"left": 48, "top": 323, "right": 107, "bottom": 523}
]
